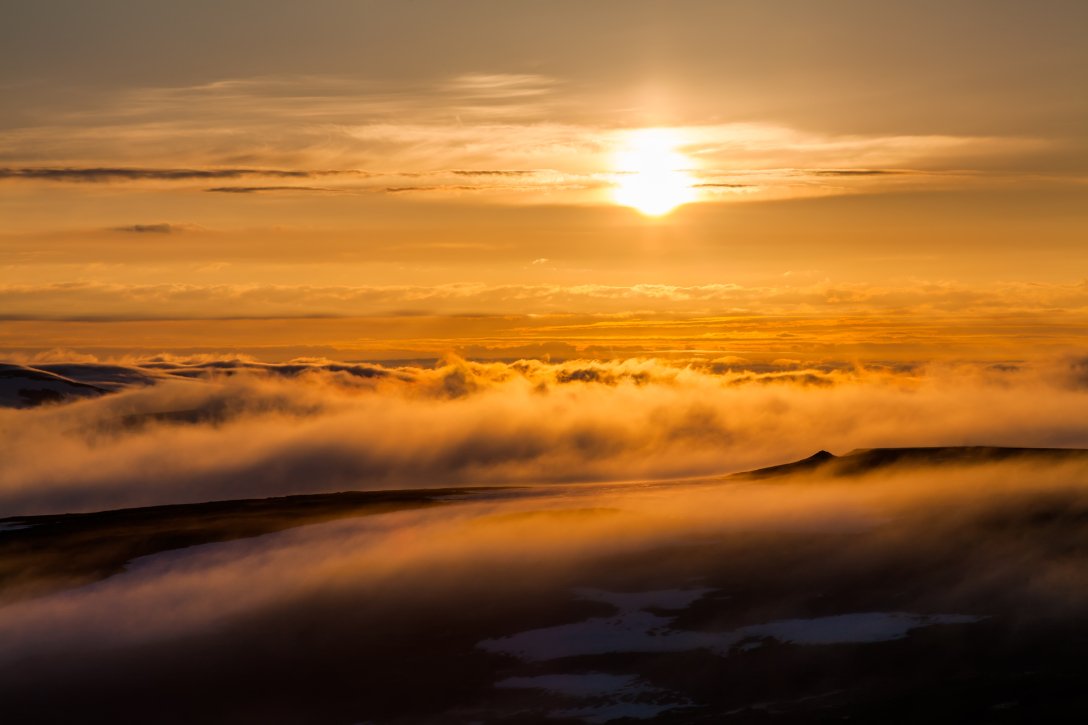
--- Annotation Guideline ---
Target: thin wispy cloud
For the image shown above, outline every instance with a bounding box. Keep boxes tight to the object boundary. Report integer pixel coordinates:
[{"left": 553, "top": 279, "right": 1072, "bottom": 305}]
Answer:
[
  {"left": 0, "top": 74, "right": 1055, "bottom": 206},
  {"left": 443, "top": 73, "right": 557, "bottom": 98},
  {"left": 0, "top": 167, "right": 314, "bottom": 182},
  {"left": 204, "top": 186, "right": 336, "bottom": 194},
  {"left": 3, "top": 280, "right": 1088, "bottom": 320},
  {"left": 111, "top": 223, "right": 179, "bottom": 234}
]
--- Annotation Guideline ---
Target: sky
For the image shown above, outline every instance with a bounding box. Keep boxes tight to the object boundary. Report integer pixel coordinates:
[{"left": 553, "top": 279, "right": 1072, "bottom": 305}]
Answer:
[{"left": 2, "top": 0, "right": 1087, "bottom": 361}]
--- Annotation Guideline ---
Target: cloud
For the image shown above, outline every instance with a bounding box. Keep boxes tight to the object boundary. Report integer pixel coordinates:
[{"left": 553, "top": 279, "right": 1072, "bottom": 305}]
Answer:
[
  {"left": 0, "top": 162, "right": 587, "bottom": 197},
  {"left": 449, "top": 170, "right": 538, "bottom": 176},
  {"left": 3, "top": 434, "right": 1088, "bottom": 693},
  {"left": 2, "top": 280, "right": 1087, "bottom": 321},
  {"left": 204, "top": 185, "right": 334, "bottom": 194},
  {"left": 111, "top": 223, "right": 180, "bottom": 234},
  {"left": 0, "top": 73, "right": 1055, "bottom": 207},
  {"left": 383, "top": 184, "right": 490, "bottom": 193},
  {"left": 0, "top": 167, "right": 314, "bottom": 182},
  {"left": 3, "top": 355, "right": 1088, "bottom": 516},
  {"left": 809, "top": 169, "right": 909, "bottom": 176},
  {"left": 2, "top": 280, "right": 1086, "bottom": 364},
  {"left": 442, "top": 73, "right": 557, "bottom": 99}
]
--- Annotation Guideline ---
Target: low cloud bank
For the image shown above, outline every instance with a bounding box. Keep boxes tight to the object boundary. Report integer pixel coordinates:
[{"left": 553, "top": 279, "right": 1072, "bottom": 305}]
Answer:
[{"left": 3, "top": 355, "right": 1088, "bottom": 514}]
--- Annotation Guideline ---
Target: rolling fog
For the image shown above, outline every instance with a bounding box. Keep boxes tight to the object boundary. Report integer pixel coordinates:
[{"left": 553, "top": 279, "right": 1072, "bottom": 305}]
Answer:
[{"left": 3, "top": 355, "right": 1088, "bottom": 514}]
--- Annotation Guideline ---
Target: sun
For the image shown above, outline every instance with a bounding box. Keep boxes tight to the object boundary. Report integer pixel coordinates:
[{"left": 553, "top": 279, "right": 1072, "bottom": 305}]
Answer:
[{"left": 612, "top": 128, "right": 697, "bottom": 216}]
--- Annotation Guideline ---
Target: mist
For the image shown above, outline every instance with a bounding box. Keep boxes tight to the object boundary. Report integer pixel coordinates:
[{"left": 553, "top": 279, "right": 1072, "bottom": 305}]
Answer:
[
  {"left": 4, "top": 355, "right": 1088, "bottom": 515},
  {"left": 5, "top": 454, "right": 1088, "bottom": 721}
]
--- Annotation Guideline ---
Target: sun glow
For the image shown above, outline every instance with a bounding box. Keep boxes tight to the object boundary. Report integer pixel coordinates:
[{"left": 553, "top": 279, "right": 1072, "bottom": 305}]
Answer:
[{"left": 612, "top": 128, "right": 697, "bottom": 216}]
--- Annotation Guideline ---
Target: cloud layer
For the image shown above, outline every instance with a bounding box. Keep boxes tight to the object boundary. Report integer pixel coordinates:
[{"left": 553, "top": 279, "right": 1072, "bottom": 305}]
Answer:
[
  {"left": 4, "top": 355, "right": 1088, "bottom": 515},
  {"left": 4, "top": 279, "right": 1088, "bottom": 319},
  {"left": 0, "top": 72, "right": 1058, "bottom": 206}
]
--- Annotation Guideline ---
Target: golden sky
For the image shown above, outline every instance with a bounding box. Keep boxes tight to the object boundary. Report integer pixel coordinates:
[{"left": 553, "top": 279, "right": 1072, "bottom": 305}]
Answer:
[{"left": 2, "top": 1, "right": 1086, "bottom": 361}]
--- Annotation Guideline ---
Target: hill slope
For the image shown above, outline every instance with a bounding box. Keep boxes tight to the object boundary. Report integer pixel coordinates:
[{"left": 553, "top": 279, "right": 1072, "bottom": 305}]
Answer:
[{"left": 736, "top": 446, "right": 1088, "bottom": 480}]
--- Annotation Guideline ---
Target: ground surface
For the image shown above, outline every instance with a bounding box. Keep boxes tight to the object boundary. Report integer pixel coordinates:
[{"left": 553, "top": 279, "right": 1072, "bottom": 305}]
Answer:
[{"left": 4, "top": 448, "right": 1088, "bottom": 723}]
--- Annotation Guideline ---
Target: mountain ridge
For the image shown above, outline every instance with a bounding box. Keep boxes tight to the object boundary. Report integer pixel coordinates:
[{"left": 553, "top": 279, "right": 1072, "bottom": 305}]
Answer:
[{"left": 735, "top": 445, "right": 1088, "bottom": 480}]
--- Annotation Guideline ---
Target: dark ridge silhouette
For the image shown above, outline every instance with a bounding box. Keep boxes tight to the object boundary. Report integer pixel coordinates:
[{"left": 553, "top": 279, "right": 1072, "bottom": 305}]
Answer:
[
  {"left": 736, "top": 449, "right": 837, "bottom": 479},
  {"left": 7, "top": 446, "right": 1088, "bottom": 603},
  {"left": 0, "top": 363, "right": 107, "bottom": 389},
  {"left": 0, "top": 487, "right": 505, "bottom": 603},
  {"left": 736, "top": 446, "right": 1088, "bottom": 480},
  {"left": 0, "top": 363, "right": 109, "bottom": 407}
]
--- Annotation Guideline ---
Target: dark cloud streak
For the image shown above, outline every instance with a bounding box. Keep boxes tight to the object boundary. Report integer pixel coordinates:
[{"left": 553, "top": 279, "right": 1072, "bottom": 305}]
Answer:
[
  {"left": 0, "top": 167, "right": 318, "bottom": 182},
  {"left": 111, "top": 223, "right": 179, "bottom": 234},
  {"left": 449, "top": 170, "right": 537, "bottom": 176},
  {"left": 810, "top": 169, "right": 908, "bottom": 177},
  {"left": 205, "top": 186, "right": 334, "bottom": 194}
]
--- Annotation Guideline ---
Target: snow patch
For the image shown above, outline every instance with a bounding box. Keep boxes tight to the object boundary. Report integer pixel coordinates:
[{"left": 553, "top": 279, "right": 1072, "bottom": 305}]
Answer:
[{"left": 480, "top": 587, "right": 983, "bottom": 662}]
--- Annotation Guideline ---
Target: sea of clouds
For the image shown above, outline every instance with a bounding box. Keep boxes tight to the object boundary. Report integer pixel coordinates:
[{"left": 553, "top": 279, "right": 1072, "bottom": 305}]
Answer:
[{"left": 3, "top": 354, "right": 1088, "bottom": 515}]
